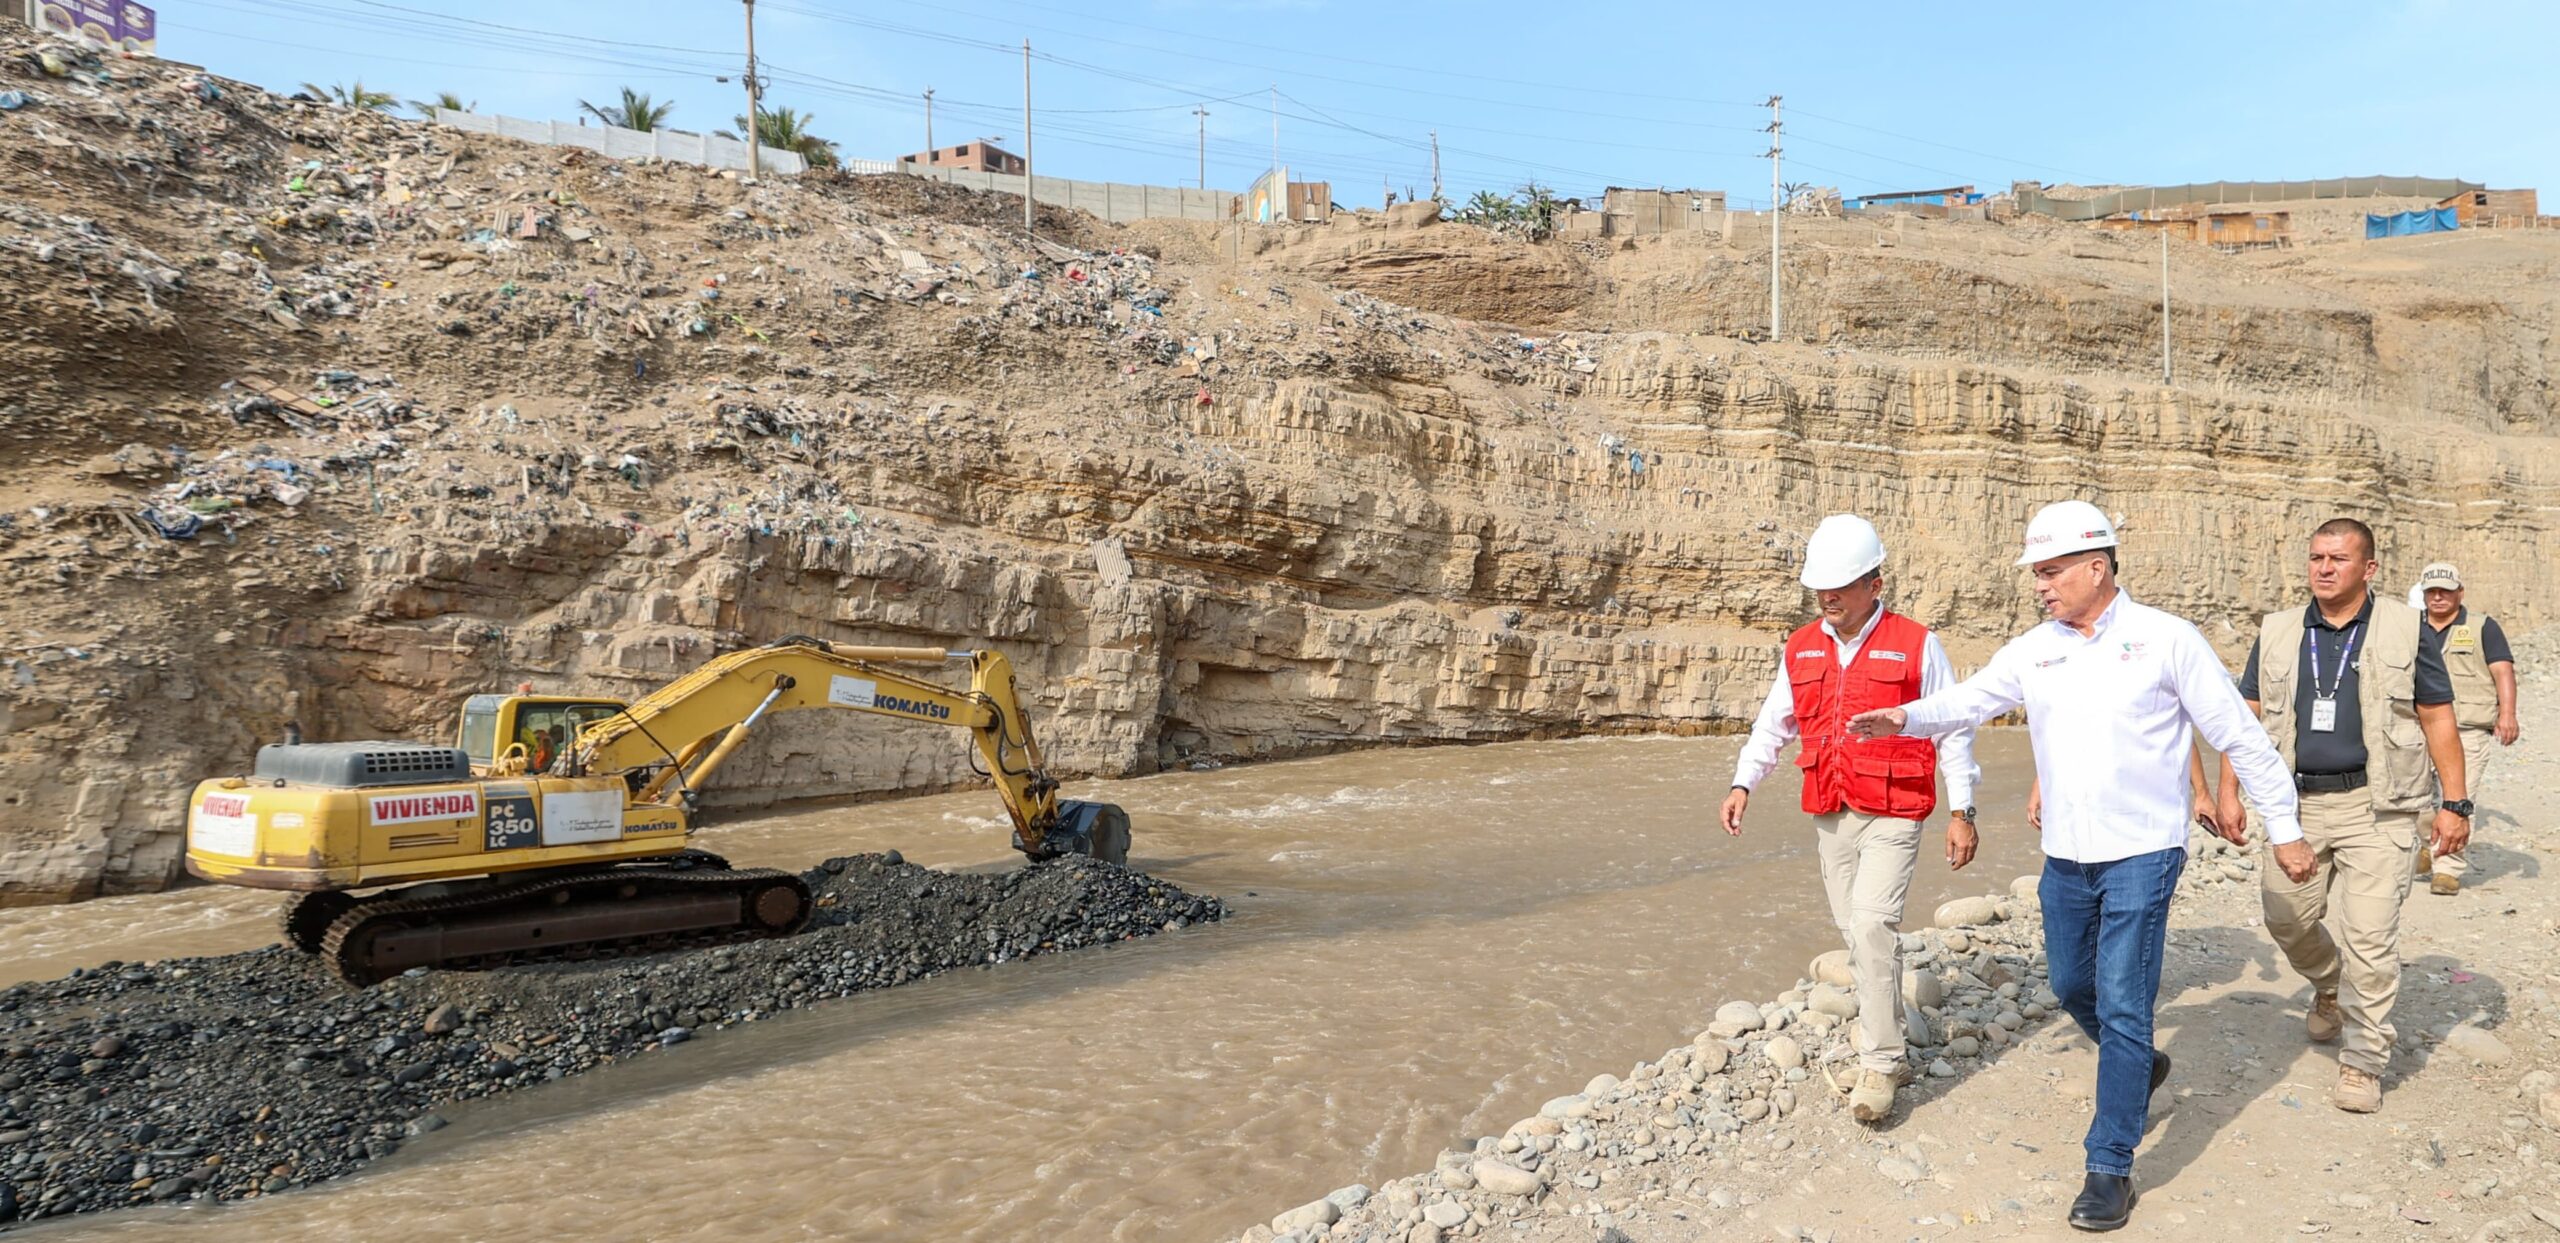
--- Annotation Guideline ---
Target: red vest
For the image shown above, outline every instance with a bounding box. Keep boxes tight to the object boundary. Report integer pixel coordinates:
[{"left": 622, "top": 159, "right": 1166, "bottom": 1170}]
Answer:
[{"left": 1785, "top": 610, "right": 1941, "bottom": 820}]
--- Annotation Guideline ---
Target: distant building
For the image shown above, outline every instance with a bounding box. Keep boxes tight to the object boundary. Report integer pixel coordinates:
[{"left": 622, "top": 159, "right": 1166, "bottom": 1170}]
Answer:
[
  {"left": 1553, "top": 187, "right": 1726, "bottom": 239},
  {"left": 901, "top": 142, "right": 1026, "bottom": 176},
  {"left": 2093, "top": 208, "right": 2292, "bottom": 251},
  {"left": 1851, "top": 185, "right": 1980, "bottom": 210},
  {"left": 2438, "top": 187, "right": 2540, "bottom": 226}
]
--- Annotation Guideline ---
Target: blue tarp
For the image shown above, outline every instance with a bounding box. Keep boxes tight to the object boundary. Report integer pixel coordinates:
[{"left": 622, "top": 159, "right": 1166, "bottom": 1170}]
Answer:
[{"left": 2366, "top": 208, "right": 2459, "bottom": 238}]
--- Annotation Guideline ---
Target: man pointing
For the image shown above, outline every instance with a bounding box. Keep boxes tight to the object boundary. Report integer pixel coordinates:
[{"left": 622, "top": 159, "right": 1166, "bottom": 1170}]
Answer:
[
  {"left": 1720, "top": 513, "right": 1980, "bottom": 1125},
  {"left": 1846, "top": 501, "right": 2309, "bottom": 1233}
]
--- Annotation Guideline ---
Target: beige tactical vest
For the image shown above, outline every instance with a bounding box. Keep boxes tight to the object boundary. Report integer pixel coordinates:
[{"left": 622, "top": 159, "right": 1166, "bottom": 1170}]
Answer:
[
  {"left": 2256, "top": 595, "right": 2432, "bottom": 814},
  {"left": 2434, "top": 615, "right": 2501, "bottom": 731}
]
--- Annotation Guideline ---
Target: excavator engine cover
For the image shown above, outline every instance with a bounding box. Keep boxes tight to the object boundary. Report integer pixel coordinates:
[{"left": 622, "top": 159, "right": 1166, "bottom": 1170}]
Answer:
[{"left": 1044, "top": 800, "right": 1131, "bottom": 866}]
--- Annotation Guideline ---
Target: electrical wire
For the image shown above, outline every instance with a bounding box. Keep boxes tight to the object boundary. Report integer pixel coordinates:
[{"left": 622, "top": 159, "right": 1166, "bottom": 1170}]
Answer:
[
  {"left": 166, "top": 0, "right": 2063, "bottom": 202},
  {"left": 163, "top": 22, "right": 695, "bottom": 80},
  {"left": 1787, "top": 106, "right": 2098, "bottom": 184}
]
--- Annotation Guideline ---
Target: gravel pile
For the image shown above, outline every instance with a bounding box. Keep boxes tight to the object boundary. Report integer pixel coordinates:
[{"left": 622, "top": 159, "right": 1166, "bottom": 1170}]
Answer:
[{"left": 0, "top": 853, "right": 1222, "bottom": 1228}]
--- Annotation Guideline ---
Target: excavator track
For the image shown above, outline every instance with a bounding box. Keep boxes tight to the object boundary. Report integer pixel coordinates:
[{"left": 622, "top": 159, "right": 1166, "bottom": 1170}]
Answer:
[
  {"left": 279, "top": 890, "right": 362, "bottom": 954},
  {"left": 316, "top": 857, "right": 809, "bottom": 988}
]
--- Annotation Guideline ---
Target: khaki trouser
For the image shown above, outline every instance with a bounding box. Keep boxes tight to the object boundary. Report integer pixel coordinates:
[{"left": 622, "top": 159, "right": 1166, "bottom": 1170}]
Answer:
[
  {"left": 1814, "top": 810, "right": 1922, "bottom": 1074},
  {"left": 2427, "top": 728, "right": 2496, "bottom": 882},
  {"left": 2261, "top": 789, "right": 2423, "bottom": 1076}
]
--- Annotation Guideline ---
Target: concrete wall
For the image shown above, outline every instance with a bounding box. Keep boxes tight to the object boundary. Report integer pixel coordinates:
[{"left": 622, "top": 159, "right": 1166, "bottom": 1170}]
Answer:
[
  {"left": 2019, "top": 177, "right": 2481, "bottom": 221},
  {"left": 898, "top": 165, "right": 1239, "bottom": 223},
  {"left": 431, "top": 110, "right": 808, "bottom": 176},
  {"left": 427, "top": 111, "right": 1235, "bottom": 223}
]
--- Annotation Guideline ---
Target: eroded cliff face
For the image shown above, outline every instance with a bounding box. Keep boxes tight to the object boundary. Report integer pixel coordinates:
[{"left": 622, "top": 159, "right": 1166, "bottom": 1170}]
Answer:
[
  {"left": 1258, "top": 208, "right": 2560, "bottom": 432},
  {"left": 4, "top": 41, "right": 2555, "bottom": 900}
]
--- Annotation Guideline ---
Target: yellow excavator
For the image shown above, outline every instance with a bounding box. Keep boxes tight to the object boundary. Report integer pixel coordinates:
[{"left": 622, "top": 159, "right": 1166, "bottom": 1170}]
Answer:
[{"left": 184, "top": 637, "right": 1130, "bottom": 985}]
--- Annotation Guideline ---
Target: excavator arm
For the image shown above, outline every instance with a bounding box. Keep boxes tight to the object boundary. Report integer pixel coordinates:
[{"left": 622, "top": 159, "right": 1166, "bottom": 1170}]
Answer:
[{"left": 567, "top": 637, "right": 1115, "bottom": 860}]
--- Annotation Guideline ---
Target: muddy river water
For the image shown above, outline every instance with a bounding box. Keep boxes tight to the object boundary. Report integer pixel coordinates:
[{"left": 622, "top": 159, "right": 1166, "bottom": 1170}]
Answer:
[{"left": 7, "top": 731, "right": 2044, "bottom": 1241}]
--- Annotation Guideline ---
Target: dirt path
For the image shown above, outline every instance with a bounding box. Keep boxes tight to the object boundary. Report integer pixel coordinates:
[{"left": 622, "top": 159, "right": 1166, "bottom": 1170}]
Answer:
[{"left": 1258, "top": 639, "right": 2558, "bottom": 1243}]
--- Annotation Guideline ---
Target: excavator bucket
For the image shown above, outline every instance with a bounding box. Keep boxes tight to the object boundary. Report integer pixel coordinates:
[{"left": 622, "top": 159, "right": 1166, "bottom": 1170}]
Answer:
[{"left": 1044, "top": 800, "right": 1132, "bottom": 866}]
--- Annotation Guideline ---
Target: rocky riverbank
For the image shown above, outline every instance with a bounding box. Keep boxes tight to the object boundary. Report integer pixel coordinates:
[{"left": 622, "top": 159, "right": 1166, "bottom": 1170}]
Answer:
[
  {"left": 0, "top": 853, "right": 1220, "bottom": 1227},
  {"left": 1235, "top": 641, "right": 2560, "bottom": 1243}
]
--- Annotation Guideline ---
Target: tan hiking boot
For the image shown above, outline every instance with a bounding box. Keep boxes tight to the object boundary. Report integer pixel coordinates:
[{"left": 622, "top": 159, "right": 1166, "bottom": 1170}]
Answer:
[
  {"left": 1849, "top": 1070, "right": 1898, "bottom": 1123},
  {"left": 2413, "top": 852, "right": 2433, "bottom": 882},
  {"left": 2431, "top": 874, "right": 2461, "bottom": 896},
  {"left": 2306, "top": 991, "right": 2343, "bottom": 1044},
  {"left": 2335, "top": 1065, "right": 2383, "bottom": 1113}
]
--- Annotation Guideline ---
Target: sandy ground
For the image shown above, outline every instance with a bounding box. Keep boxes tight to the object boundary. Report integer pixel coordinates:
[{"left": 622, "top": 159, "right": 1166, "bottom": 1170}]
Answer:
[{"left": 1260, "top": 634, "right": 2558, "bottom": 1243}]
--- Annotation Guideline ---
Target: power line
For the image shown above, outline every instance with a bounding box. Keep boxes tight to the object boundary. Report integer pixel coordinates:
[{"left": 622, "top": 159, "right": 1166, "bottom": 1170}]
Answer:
[
  {"left": 164, "top": 22, "right": 703, "bottom": 79},
  {"left": 1785, "top": 106, "right": 2096, "bottom": 183},
  {"left": 336, "top": 0, "right": 766, "bottom": 59},
  {"left": 763, "top": 2, "right": 1764, "bottom": 126},
  {"left": 758, "top": 58, "right": 1648, "bottom": 189},
  {"left": 873, "top": 0, "right": 1764, "bottom": 109},
  {"left": 167, "top": 0, "right": 2072, "bottom": 202},
  {"left": 780, "top": 1, "right": 2087, "bottom": 190},
  {"left": 182, "top": 0, "right": 737, "bottom": 78}
]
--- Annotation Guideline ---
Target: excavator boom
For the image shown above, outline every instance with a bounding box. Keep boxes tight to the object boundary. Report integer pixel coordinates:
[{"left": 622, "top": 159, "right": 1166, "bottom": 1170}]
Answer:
[{"left": 570, "top": 638, "right": 1072, "bottom": 856}]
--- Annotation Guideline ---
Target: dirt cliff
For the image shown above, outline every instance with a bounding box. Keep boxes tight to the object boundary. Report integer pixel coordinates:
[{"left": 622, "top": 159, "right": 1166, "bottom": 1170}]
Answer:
[{"left": 3, "top": 32, "right": 2556, "bottom": 901}]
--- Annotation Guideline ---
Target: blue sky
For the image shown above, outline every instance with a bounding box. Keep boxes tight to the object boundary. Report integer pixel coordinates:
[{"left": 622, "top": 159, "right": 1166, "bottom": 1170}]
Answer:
[{"left": 156, "top": 0, "right": 2555, "bottom": 206}]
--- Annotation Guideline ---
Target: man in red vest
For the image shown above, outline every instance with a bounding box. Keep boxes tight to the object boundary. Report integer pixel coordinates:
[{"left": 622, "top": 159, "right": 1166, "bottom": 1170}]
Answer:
[{"left": 1720, "top": 513, "right": 1979, "bottom": 1123}]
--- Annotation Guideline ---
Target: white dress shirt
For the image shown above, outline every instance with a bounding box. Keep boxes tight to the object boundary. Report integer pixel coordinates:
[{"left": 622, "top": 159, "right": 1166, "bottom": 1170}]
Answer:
[
  {"left": 1897, "top": 589, "right": 2303, "bottom": 862},
  {"left": 1732, "top": 606, "right": 1980, "bottom": 810}
]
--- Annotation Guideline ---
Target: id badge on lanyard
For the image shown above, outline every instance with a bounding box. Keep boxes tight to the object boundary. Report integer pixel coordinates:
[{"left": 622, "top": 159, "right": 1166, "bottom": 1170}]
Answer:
[{"left": 2306, "top": 621, "right": 2360, "bottom": 734}]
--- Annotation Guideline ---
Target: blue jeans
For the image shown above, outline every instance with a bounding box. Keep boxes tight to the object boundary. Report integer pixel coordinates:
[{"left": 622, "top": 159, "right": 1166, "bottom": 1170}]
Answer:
[{"left": 2040, "top": 847, "right": 2185, "bottom": 1177}]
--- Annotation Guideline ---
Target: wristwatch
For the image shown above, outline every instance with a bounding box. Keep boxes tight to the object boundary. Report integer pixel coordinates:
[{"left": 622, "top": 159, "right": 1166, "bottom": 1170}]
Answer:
[
  {"left": 1951, "top": 807, "right": 1976, "bottom": 822},
  {"left": 2440, "top": 799, "right": 2475, "bottom": 818}
]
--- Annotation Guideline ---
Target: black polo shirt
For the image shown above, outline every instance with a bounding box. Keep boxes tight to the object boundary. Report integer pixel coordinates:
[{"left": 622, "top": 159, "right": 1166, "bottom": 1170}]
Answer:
[
  {"left": 2418, "top": 606, "right": 2515, "bottom": 665},
  {"left": 2237, "top": 592, "right": 2454, "bottom": 775}
]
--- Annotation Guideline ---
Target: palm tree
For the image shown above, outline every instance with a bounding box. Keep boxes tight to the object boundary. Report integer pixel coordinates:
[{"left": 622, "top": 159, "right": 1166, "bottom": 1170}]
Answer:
[
  {"left": 1459, "top": 189, "right": 1516, "bottom": 225},
  {"left": 578, "top": 87, "right": 674, "bottom": 132},
  {"left": 1514, "top": 180, "right": 1562, "bottom": 240},
  {"left": 728, "top": 105, "right": 838, "bottom": 169},
  {"left": 408, "top": 91, "right": 474, "bottom": 118},
  {"left": 303, "top": 81, "right": 397, "bottom": 112}
]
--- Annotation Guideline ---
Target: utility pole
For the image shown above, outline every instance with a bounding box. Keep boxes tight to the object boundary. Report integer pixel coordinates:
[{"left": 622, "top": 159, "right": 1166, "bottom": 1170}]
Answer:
[
  {"left": 1022, "top": 40, "right": 1034, "bottom": 233},
  {"left": 2160, "top": 229, "right": 2173, "bottom": 384},
  {"left": 1764, "top": 94, "right": 1782, "bottom": 339},
  {"left": 740, "top": 0, "right": 761, "bottom": 180},
  {"left": 1194, "top": 103, "right": 1209, "bottom": 189},
  {"left": 1269, "top": 83, "right": 1279, "bottom": 176},
  {"left": 1429, "top": 130, "right": 1441, "bottom": 202},
  {"left": 923, "top": 87, "right": 934, "bottom": 160}
]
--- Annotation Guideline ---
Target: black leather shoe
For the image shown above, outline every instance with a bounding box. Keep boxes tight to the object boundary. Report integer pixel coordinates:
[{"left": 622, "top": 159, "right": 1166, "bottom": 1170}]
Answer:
[
  {"left": 2151, "top": 1050, "right": 2171, "bottom": 1095},
  {"left": 2069, "top": 1172, "right": 2137, "bottom": 1232}
]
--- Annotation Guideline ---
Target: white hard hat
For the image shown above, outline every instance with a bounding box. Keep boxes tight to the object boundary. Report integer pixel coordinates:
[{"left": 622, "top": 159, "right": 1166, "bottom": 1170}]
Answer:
[
  {"left": 1800, "top": 513, "right": 1887, "bottom": 589},
  {"left": 2016, "top": 500, "right": 2118, "bottom": 566}
]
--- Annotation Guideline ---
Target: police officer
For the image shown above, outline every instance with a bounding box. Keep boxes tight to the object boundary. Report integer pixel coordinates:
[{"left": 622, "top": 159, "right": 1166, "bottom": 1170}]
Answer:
[
  {"left": 1720, "top": 514, "right": 1979, "bottom": 1125},
  {"left": 2413, "top": 561, "right": 2519, "bottom": 896},
  {"left": 2217, "top": 519, "right": 2471, "bottom": 1114},
  {"left": 1847, "top": 501, "right": 2306, "bottom": 1233}
]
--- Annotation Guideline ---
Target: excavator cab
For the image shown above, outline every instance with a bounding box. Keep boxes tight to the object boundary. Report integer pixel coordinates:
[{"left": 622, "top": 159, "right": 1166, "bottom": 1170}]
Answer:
[{"left": 458, "top": 695, "right": 628, "bottom": 774}]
